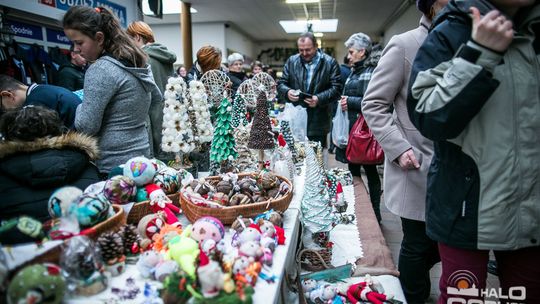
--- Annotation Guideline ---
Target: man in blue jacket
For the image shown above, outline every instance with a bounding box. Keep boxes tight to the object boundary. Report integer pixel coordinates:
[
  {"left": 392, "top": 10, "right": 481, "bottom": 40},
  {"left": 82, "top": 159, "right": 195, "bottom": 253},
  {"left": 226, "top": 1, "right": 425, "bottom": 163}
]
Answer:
[{"left": 0, "top": 74, "right": 81, "bottom": 128}]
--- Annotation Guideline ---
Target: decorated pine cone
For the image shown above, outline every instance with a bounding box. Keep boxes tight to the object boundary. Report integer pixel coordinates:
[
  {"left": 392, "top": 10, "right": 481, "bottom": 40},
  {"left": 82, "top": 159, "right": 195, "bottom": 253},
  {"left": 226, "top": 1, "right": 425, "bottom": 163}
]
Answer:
[
  {"left": 215, "top": 180, "right": 234, "bottom": 195},
  {"left": 251, "top": 194, "right": 268, "bottom": 203},
  {"left": 231, "top": 217, "right": 253, "bottom": 233},
  {"left": 190, "top": 179, "right": 214, "bottom": 195},
  {"left": 209, "top": 192, "right": 229, "bottom": 206},
  {"left": 237, "top": 178, "right": 258, "bottom": 195},
  {"left": 258, "top": 171, "right": 279, "bottom": 190},
  {"left": 119, "top": 224, "right": 140, "bottom": 255},
  {"left": 229, "top": 193, "right": 253, "bottom": 206},
  {"left": 97, "top": 231, "right": 124, "bottom": 264},
  {"left": 266, "top": 187, "right": 280, "bottom": 199}
]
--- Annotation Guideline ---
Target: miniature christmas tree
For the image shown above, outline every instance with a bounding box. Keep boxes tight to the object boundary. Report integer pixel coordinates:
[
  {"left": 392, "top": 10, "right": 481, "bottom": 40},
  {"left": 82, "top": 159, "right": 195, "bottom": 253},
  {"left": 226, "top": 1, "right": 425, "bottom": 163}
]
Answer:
[
  {"left": 188, "top": 80, "right": 213, "bottom": 146},
  {"left": 210, "top": 95, "right": 237, "bottom": 173},
  {"left": 118, "top": 224, "right": 140, "bottom": 256},
  {"left": 280, "top": 120, "right": 299, "bottom": 164},
  {"left": 231, "top": 94, "right": 248, "bottom": 129},
  {"left": 248, "top": 91, "right": 275, "bottom": 168},
  {"left": 300, "top": 143, "right": 336, "bottom": 242},
  {"left": 161, "top": 77, "right": 196, "bottom": 155}
]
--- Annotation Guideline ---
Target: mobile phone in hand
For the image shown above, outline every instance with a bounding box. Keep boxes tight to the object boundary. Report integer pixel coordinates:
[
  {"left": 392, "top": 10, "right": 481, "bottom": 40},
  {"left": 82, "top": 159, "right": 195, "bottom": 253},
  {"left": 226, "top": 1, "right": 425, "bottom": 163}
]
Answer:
[{"left": 299, "top": 92, "right": 313, "bottom": 101}]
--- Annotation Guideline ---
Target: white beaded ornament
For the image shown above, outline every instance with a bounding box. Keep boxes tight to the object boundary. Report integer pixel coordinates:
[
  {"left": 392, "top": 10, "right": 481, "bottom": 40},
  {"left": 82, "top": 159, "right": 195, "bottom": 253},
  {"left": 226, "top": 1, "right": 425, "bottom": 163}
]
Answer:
[
  {"left": 188, "top": 80, "right": 214, "bottom": 143},
  {"left": 252, "top": 72, "right": 277, "bottom": 100},
  {"left": 237, "top": 79, "right": 258, "bottom": 109}
]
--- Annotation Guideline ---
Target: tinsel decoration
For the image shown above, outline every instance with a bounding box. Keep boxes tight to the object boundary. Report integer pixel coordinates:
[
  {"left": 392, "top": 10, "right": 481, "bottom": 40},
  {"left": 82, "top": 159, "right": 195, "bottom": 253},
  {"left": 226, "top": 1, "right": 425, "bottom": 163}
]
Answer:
[
  {"left": 118, "top": 224, "right": 140, "bottom": 255},
  {"left": 188, "top": 80, "right": 214, "bottom": 145},
  {"left": 231, "top": 94, "right": 248, "bottom": 129},
  {"left": 280, "top": 121, "right": 299, "bottom": 163},
  {"left": 248, "top": 91, "right": 275, "bottom": 150},
  {"left": 326, "top": 173, "right": 338, "bottom": 202},
  {"left": 201, "top": 69, "right": 231, "bottom": 108},
  {"left": 300, "top": 144, "right": 336, "bottom": 236},
  {"left": 234, "top": 124, "right": 258, "bottom": 172},
  {"left": 97, "top": 231, "right": 125, "bottom": 264},
  {"left": 210, "top": 95, "right": 238, "bottom": 167},
  {"left": 310, "top": 141, "right": 325, "bottom": 170},
  {"left": 252, "top": 72, "right": 277, "bottom": 101},
  {"left": 161, "top": 77, "right": 196, "bottom": 154}
]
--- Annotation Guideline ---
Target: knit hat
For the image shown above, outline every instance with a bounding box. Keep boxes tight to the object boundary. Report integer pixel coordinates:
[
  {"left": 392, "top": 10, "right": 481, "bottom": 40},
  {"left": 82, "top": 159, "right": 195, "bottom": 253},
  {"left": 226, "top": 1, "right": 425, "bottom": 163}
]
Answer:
[{"left": 417, "top": 0, "right": 436, "bottom": 15}]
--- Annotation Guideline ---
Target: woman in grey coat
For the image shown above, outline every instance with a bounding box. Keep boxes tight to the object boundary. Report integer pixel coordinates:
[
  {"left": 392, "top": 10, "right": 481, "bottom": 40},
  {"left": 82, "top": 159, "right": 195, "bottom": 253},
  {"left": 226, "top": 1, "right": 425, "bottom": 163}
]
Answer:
[
  {"left": 361, "top": 0, "right": 448, "bottom": 302},
  {"left": 63, "top": 6, "right": 162, "bottom": 174}
]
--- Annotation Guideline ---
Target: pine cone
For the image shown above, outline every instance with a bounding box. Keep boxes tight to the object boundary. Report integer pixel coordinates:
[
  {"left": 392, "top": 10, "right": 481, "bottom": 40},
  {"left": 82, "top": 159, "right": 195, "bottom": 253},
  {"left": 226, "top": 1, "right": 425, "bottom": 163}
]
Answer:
[
  {"left": 97, "top": 231, "right": 124, "bottom": 263},
  {"left": 119, "top": 224, "right": 140, "bottom": 255}
]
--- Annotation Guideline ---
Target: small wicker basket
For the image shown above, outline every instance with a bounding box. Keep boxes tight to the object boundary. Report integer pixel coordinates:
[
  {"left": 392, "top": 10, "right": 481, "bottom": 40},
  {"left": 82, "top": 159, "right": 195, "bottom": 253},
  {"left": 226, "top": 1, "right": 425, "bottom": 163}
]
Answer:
[
  {"left": 180, "top": 173, "right": 293, "bottom": 225},
  {"left": 126, "top": 193, "right": 180, "bottom": 224},
  {"left": 297, "top": 248, "right": 333, "bottom": 272}
]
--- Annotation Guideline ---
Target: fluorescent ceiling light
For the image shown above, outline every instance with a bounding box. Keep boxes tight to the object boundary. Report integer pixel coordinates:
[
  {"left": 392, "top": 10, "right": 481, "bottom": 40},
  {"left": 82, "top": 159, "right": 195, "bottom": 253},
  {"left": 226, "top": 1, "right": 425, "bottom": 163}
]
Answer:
[
  {"left": 279, "top": 19, "right": 338, "bottom": 33},
  {"left": 314, "top": 32, "right": 324, "bottom": 37},
  {"left": 285, "top": 0, "right": 320, "bottom": 3},
  {"left": 142, "top": 0, "right": 197, "bottom": 15}
]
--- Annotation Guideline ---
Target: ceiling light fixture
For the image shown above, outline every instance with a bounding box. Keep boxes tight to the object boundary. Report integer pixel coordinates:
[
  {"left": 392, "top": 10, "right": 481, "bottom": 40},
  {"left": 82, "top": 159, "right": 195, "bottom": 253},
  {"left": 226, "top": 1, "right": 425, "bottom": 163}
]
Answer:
[
  {"left": 279, "top": 19, "right": 338, "bottom": 33},
  {"left": 285, "top": 0, "right": 320, "bottom": 4},
  {"left": 314, "top": 32, "right": 324, "bottom": 37},
  {"left": 143, "top": 0, "right": 197, "bottom": 15}
]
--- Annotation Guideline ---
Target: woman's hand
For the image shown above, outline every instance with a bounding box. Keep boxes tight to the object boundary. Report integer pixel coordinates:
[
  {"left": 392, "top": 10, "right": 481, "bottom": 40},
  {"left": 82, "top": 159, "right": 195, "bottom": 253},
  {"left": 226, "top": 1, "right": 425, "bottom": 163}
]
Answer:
[
  {"left": 396, "top": 149, "right": 420, "bottom": 170},
  {"left": 470, "top": 7, "right": 513, "bottom": 53},
  {"left": 340, "top": 96, "right": 348, "bottom": 111}
]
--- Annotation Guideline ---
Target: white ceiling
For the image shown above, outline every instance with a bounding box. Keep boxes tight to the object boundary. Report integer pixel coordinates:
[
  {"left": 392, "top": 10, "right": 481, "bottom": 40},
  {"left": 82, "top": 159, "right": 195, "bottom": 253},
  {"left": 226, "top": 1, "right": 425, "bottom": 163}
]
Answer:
[{"left": 145, "top": 0, "right": 414, "bottom": 42}]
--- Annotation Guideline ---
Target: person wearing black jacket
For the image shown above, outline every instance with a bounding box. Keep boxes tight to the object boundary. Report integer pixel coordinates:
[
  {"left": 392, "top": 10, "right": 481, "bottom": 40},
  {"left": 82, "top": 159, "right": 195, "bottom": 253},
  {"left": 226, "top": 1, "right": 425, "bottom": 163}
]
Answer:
[
  {"left": 56, "top": 44, "right": 86, "bottom": 91},
  {"left": 0, "top": 106, "right": 100, "bottom": 223},
  {"left": 277, "top": 32, "right": 342, "bottom": 148},
  {"left": 227, "top": 52, "right": 248, "bottom": 96}
]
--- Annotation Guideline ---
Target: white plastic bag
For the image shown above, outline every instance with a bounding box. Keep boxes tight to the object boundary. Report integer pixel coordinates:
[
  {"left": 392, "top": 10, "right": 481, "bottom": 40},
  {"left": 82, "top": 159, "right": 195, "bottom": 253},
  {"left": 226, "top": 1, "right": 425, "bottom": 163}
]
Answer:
[
  {"left": 331, "top": 109, "right": 349, "bottom": 148},
  {"left": 281, "top": 103, "right": 307, "bottom": 142}
]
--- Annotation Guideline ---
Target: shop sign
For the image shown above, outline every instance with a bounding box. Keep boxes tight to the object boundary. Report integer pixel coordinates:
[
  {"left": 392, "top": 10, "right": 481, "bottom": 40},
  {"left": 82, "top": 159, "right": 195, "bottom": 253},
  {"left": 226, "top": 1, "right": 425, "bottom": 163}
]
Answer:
[
  {"left": 46, "top": 28, "right": 71, "bottom": 45},
  {"left": 54, "top": 0, "right": 127, "bottom": 27},
  {"left": 5, "top": 20, "right": 43, "bottom": 40}
]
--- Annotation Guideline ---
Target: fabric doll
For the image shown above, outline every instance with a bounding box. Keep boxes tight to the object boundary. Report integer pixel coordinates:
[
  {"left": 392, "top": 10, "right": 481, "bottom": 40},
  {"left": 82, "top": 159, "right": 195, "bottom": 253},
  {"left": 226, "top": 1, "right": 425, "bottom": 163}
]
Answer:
[{"left": 345, "top": 275, "right": 393, "bottom": 304}]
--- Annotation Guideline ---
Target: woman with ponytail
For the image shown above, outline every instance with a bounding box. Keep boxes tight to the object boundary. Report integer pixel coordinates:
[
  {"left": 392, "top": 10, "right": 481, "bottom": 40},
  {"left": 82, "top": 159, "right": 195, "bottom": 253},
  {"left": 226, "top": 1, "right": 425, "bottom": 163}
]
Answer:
[{"left": 63, "top": 6, "right": 162, "bottom": 175}]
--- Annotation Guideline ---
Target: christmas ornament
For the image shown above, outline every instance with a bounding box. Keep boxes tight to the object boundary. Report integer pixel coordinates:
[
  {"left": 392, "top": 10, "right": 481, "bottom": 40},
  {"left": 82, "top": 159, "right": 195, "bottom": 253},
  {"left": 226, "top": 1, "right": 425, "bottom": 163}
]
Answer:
[
  {"left": 137, "top": 213, "right": 165, "bottom": 249},
  {"left": 97, "top": 231, "right": 126, "bottom": 276},
  {"left": 0, "top": 216, "right": 45, "bottom": 245},
  {"left": 257, "top": 170, "right": 279, "bottom": 190},
  {"left": 48, "top": 186, "right": 83, "bottom": 218},
  {"left": 210, "top": 94, "right": 238, "bottom": 171},
  {"left": 280, "top": 120, "right": 299, "bottom": 164},
  {"left": 167, "top": 230, "right": 200, "bottom": 278},
  {"left": 300, "top": 144, "right": 336, "bottom": 240},
  {"left": 118, "top": 224, "right": 141, "bottom": 256},
  {"left": 135, "top": 187, "right": 149, "bottom": 202},
  {"left": 201, "top": 69, "right": 231, "bottom": 107},
  {"left": 188, "top": 79, "right": 213, "bottom": 144},
  {"left": 252, "top": 72, "right": 277, "bottom": 101},
  {"left": 146, "top": 184, "right": 180, "bottom": 225},
  {"left": 248, "top": 91, "right": 275, "bottom": 150},
  {"left": 123, "top": 156, "right": 156, "bottom": 186},
  {"left": 233, "top": 124, "right": 258, "bottom": 172},
  {"left": 7, "top": 263, "right": 66, "bottom": 304},
  {"left": 197, "top": 251, "right": 224, "bottom": 298},
  {"left": 83, "top": 181, "right": 106, "bottom": 196},
  {"left": 190, "top": 216, "right": 225, "bottom": 243},
  {"left": 229, "top": 193, "right": 253, "bottom": 206},
  {"left": 237, "top": 78, "right": 258, "bottom": 109},
  {"left": 153, "top": 167, "right": 180, "bottom": 194},
  {"left": 103, "top": 175, "right": 137, "bottom": 205},
  {"left": 231, "top": 94, "right": 248, "bottom": 128},
  {"left": 74, "top": 194, "right": 111, "bottom": 228}
]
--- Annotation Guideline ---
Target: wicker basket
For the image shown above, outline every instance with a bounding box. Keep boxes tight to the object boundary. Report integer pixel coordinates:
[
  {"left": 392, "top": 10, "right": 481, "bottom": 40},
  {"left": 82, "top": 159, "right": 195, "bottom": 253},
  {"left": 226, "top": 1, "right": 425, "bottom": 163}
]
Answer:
[
  {"left": 180, "top": 173, "right": 293, "bottom": 225},
  {"left": 10, "top": 204, "right": 126, "bottom": 276},
  {"left": 126, "top": 193, "right": 180, "bottom": 224},
  {"left": 297, "top": 248, "right": 333, "bottom": 272}
]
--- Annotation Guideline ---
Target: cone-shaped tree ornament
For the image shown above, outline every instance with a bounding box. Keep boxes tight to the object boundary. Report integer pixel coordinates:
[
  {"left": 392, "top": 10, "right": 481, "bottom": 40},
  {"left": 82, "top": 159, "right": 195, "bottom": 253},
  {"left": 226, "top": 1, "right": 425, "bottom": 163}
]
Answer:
[
  {"left": 231, "top": 94, "right": 248, "bottom": 129},
  {"left": 188, "top": 80, "right": 213, "bottom": 146},
  {"left": 300, "top": 144, "right": 336, "bottom": 235},
  {"left": 210, "top": 94, "right": 237, "bottom": 166},
  {"left": 162, "top": 77, "right": 196, "bottom": 154},
  {"left": 280, "top": 120, "right": 299, "bottom": 164},
  {"left": 248, "top": 91, "right": 275, "bottom": 150}
]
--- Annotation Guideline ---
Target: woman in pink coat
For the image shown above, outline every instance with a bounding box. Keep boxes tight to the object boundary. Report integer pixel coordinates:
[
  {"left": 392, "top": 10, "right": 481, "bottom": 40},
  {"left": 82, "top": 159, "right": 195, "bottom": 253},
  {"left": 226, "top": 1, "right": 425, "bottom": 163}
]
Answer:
[{"left": 361, "top": 0, "right": 448, "bottom": 302}]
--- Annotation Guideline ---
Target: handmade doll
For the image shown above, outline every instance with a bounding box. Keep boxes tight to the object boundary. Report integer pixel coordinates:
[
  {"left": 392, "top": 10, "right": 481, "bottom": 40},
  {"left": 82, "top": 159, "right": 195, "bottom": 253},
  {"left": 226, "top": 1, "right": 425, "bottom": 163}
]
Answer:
[{"left": 345, "top": 275, "right": 394, "bottom": 304}]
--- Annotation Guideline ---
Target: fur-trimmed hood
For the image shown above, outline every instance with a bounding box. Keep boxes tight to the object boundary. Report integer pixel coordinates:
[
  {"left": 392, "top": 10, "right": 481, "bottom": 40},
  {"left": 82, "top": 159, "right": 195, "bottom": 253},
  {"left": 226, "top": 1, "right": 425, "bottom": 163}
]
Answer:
[{"left": 0, "top": 132, "right": 99, "bottom": 160}]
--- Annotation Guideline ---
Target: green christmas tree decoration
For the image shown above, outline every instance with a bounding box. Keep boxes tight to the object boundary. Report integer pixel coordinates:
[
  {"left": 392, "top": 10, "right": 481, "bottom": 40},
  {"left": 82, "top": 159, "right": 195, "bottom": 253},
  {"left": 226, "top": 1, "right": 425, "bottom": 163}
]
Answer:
[
  {"left": 231, "top": 94, "right": 248, "bottom": 129},
  {"left": 210, "top": 97, "right": 238, "bottom": 165},
  {"left": 280, "top": 120, "right": 299, "bottom": 163},
  {"left": 248, "top": 91, "right": 275, "bottom": 150},
  {"left": 300, "top": 143, "right": 336, "bottom": 235}
]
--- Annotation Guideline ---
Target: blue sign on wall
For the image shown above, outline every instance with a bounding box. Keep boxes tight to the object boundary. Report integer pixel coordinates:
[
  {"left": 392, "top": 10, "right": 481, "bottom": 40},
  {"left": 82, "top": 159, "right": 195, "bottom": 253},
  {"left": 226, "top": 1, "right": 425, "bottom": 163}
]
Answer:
[
  {"left": 55, "top": 0, "right": 127, "bottom": 27},
  {"left": 6, "top": 20, "right": 43, "bottom": 40},
  {"left": 46, "top": 28, "right": 71, "bottom": 45}
]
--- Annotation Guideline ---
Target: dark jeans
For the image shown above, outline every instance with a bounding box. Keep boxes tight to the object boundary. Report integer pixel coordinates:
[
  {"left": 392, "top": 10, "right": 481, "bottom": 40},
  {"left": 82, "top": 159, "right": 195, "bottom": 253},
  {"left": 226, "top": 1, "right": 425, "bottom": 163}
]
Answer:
[
  {"left": 348, "top": 163, "right": 381, "bottom": 221},
  {"left": 308, "top": 135, "right": 327, "bottom": 149},
  {"left": 399, "top": 218, "right": 440, "bottom": 303},
  {"left": 438, "top": 243, "right": 540, "bottom": 304}
]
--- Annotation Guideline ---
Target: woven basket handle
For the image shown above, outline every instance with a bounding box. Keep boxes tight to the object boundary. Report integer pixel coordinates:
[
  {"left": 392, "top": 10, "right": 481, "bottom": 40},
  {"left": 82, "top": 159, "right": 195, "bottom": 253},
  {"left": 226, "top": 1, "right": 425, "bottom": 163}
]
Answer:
[{"left": 296, "top": 248, "right": 331, "bottom": 270}]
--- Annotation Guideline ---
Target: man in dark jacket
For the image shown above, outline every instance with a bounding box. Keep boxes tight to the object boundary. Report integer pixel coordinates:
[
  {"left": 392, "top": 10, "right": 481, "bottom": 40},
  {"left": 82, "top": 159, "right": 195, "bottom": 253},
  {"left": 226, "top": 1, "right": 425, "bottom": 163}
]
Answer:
[
  {"left": 0, "top": 74, "right": 81, "bottom": 128},
  {"left": 56, "top": 44, "right": 86, "bottom": 91},
  {"left": 277, "top": 32, "right": 342, "bottom": 148}
]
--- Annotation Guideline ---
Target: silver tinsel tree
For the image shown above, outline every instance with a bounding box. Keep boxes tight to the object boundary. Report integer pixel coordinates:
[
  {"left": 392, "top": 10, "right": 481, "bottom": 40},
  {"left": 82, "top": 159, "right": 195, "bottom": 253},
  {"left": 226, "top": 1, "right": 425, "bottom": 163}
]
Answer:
[
  {"left": 300, "top": 143, "right": 336, "bottom": 236},
  {"left": 280, "top": 120, "right": 299, "bottom": 164}
]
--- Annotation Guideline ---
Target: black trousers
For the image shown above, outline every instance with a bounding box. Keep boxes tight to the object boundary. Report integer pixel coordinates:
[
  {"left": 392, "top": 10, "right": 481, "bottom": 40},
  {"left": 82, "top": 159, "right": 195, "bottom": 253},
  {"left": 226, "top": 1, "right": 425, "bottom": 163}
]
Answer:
[
  {"left": 348, "top": 163, "right": 381, "bottom": 222},
  {"left": 399, "top": 217, "right": 440, "bottom": 304}
]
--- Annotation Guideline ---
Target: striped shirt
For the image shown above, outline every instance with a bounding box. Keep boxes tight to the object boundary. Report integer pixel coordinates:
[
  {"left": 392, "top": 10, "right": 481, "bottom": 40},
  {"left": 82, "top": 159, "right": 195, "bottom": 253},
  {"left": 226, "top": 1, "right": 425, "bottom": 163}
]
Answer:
[{"left": 303, "top": 51, "right": 321, "bottom": 91}]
